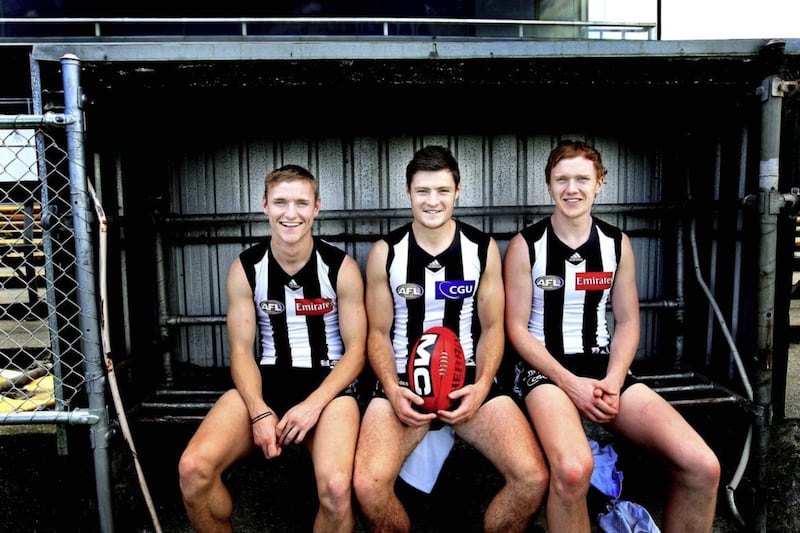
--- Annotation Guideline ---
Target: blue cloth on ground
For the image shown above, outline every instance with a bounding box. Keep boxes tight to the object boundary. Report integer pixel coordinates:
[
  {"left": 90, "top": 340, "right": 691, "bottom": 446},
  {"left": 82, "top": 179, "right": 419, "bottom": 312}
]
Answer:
[
  {"left": 598, "top": 499, "right": 661, "bottom": 533},
  {"left": 589, "top": 438, "right": 661, "bottom": 533},
  {"left": 589, "top": 438, "right": 624, "bottom": 498}
]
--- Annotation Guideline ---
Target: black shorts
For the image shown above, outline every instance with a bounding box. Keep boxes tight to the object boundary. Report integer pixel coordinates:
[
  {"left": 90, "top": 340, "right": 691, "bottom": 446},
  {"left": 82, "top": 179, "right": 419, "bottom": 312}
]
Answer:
[
  {"left": 259, "top": 366, "right": 359, "bottom": 417},
  {"left": 513, "top": 353, "right": 640, "bottom": 400}
]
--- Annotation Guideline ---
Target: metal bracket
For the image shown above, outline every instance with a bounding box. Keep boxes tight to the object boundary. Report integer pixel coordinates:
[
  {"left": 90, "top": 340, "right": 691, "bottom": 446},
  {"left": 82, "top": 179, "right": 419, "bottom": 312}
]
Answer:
[
  {"left": 784, "top": 188, "right": 800, "bottom": 212},
  {"left": 740, "top": 189, "right": 800, "bottom": 213},
  {"left": 756, "top": 77, "right": 800, "bottom": 102}
]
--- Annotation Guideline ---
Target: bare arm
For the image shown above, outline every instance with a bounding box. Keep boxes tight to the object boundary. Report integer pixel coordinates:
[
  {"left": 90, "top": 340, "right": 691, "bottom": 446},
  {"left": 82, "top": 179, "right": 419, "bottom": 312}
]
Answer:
[
  {"left": 276, "top": 255, "right": 367, "bottom": 445},
  {"left": 226, "top": 258, "right": 281, "bottom": 457},
  {"left": 600, "top": 233, "right": 640, "bottom": 409},
  {"left": 365, "top": 239, "right": 435, "bottom": 427}
]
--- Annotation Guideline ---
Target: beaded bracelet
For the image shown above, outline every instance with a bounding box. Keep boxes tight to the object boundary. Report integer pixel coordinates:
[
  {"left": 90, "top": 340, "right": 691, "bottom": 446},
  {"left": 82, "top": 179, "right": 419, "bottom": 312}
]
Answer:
[{"left": 250, "top": 411, "right": 273, "bottom": 425}]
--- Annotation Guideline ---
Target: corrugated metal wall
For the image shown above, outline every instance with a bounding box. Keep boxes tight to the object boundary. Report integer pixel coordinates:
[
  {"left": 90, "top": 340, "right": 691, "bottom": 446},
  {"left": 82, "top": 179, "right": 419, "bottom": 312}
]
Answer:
[{"left": 161, "top": 133, "right": 715, "bottom": 371}]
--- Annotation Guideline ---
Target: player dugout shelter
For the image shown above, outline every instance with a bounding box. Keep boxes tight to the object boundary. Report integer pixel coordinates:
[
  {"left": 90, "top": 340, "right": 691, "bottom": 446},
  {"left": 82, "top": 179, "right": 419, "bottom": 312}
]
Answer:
[{"left": 1, "top": 22, "right": 799, "bottom": 532}]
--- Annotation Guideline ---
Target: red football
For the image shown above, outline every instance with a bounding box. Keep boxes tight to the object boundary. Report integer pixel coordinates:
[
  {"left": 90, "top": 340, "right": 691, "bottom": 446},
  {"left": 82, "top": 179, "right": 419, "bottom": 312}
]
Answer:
[{"left": 408, "top": 326, "right": 466, "bottom": 413}]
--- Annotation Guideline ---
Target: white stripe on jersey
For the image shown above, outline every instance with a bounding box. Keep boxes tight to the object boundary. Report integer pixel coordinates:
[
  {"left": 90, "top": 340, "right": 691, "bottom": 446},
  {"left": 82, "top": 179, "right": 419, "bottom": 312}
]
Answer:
[{"left": 389, "top": 231, "right": 412, "bottom": 366}]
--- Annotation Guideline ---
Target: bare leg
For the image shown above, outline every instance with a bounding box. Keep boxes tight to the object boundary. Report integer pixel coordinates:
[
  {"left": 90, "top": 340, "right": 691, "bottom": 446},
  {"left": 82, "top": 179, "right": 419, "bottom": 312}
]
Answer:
[
  {"left": 457, "top": 395, "right": 550, "bottom": 533},
  {"left": 307, "top": 396, "right": 361, "bottom": 533},
  {"left": 526, "top": 384, "right": 593, "bottom": 533},
  {"left": 353, "top": 398, "right": 426, "bottom": 533},
  {"left": 610, "top": 384, "right": 721, "bottom": 533},
  {"left": 178, "top": 390, "right": 254, "bottom": 533}
]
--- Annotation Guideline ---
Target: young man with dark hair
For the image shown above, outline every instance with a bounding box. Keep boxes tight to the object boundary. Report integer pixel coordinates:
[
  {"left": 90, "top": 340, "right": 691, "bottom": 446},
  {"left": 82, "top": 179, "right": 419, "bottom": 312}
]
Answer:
[{"left": 353, "top": 145, "right": 549, "bottom": 533}]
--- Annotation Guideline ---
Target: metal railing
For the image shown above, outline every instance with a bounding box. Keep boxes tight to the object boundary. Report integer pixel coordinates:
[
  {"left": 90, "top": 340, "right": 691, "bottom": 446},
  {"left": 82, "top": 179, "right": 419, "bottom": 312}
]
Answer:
[{"left": 0, "top": 16, "right": 657, "bottom": 40}]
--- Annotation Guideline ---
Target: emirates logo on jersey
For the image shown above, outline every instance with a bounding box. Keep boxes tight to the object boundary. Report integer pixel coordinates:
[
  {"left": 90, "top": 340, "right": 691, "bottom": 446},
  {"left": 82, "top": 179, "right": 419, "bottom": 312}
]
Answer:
[
  {"left": 575, "top": 272, "right": 613, "bottom": 291},
  {"left": 295, "top": 298, "right": 334, "bottom": 316}
]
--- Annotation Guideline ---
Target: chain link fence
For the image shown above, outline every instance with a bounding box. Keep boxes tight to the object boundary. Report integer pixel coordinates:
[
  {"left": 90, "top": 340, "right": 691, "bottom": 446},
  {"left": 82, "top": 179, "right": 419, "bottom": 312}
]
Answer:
[
  {"left": 0, "top": 125, "right": 85, "bottom": 418},
  {"left": 0, "top": 56, "right": 117, "bottom": 532}
]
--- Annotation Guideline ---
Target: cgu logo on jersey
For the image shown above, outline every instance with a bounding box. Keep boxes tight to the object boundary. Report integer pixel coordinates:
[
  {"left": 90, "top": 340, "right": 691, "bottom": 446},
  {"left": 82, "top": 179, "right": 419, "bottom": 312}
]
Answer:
[
  {"left": 259, "top": 300, "right": 285, "bottom": 315},
  {"left": 535, "top": 275, "right": 564, "bottom": 291},
  {"left": 435, "top": 280, "right": 476, "bottom": 300},
  {"left": 295, "top": 298, "right": 334, "bottom": 316},
  {"left": 396, "top": 283, "right": 424, "bottom": 299},
  {"left": 410, "top": 332, "right": 438, "bottom": 396},
  {"left": 575, "top": 271, "right": 613, "bottom": 291}
]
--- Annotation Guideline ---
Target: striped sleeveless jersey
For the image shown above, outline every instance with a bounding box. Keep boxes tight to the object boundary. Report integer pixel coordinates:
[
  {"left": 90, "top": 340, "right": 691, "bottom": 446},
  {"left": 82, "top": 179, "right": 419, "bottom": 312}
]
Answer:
[
  {"left": 521, "top": 216, "right": 622, "bottom": 356},
  {"left": 383, "top": 220, "right": 489, "bottom": 373},
  {"left": 240, "top": 236, "right": 346, "bottom": 368}
]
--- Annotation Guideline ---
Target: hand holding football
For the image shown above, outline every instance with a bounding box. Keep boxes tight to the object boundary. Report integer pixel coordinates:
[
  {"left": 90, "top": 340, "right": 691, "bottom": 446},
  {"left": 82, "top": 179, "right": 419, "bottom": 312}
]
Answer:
[{"left": 407, "top": 326, "right": 466, "bottom": 413}]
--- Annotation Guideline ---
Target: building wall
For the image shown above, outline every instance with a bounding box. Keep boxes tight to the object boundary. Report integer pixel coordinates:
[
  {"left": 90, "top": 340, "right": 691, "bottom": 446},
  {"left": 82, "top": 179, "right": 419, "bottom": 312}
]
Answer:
[{"left": 151, "top": 131, "right": 728, "bottom": 376}]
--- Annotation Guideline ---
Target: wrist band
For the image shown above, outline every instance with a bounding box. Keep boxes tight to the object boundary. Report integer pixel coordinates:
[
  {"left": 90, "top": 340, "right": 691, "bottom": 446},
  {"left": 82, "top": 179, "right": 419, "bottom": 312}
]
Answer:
[{"left": 250, "top": 411, "right": 273, "bottom": 425}]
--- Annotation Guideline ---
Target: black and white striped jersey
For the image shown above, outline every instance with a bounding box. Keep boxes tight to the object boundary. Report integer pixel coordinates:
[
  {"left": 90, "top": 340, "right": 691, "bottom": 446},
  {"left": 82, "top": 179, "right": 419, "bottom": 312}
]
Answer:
[
  {"left": 521, "top": 216, "right": 622, "bottom": 356},
  {"left": 383, "top": 221, "right": 489, "bottom": 373},
  {"left": 240, "top": 237, "right": 346, "bottom": 369}
]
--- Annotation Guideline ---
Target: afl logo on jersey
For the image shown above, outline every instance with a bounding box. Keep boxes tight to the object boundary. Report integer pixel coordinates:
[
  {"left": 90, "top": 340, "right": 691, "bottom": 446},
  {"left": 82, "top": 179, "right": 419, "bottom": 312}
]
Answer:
[
  {"left": 397, "top": 283, "right": 424, "bottom": 299},
  {"left": 435, "top": 280, "right": 476, "bottom": 300},
  {"left": 259, "top": 300, "right": 285, "bottom": 314},
  {"left": 535, "top": 275, "right": 564, "bottom": 291}
]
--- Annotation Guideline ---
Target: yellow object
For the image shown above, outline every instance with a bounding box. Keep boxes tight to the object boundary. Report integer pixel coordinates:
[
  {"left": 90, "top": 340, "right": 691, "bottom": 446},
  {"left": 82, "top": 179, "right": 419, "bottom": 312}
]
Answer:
[
  {"left": 0, "top": 393, "right": 54, "bottom": 412},
  {"left": 24, "top": 375, "right": 54, "bottom": 393},
  {"left": 0, "top": 375, "right": 55, "bottom": 412}
]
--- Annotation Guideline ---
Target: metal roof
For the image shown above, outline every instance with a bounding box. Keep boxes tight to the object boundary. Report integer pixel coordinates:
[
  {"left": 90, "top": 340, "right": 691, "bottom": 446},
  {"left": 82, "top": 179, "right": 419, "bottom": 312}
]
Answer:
[{"left": 28, "top": 36, "right": 800, "bottom": 62}]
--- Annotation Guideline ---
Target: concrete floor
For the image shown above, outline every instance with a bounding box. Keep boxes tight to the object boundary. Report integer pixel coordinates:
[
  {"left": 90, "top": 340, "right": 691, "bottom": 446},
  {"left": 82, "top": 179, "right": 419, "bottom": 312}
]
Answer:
[
  {"left": 2, "top": 301, "right": 800, "bottom": 532},
  {"left": 2, "top": 395, "right": 796, "bottom": 532}
]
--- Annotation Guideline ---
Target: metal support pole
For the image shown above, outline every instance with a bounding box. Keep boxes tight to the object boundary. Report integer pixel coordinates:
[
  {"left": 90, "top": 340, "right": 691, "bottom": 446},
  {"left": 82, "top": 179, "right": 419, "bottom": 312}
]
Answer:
[
  {"left": 674, "top": 216, "right": 685, "bottom": 367},
  {"left": 752, "top": 72, "right": 785, "bottom": 533},
  {"left": 61, "top": 54, "right": 115, "bottom": 533},
  {"left": 155, "top": 229, "right": 175, "bottom": 386},
  {"left": 30, "top": 52, "right": 70, "bottom": 454}
]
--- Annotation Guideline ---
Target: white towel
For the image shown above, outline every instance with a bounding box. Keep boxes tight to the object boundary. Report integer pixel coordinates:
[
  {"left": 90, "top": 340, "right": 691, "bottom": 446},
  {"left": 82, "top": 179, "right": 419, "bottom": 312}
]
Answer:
[{"left": 398, "top": 426, "right": 455, "bottom": 493}]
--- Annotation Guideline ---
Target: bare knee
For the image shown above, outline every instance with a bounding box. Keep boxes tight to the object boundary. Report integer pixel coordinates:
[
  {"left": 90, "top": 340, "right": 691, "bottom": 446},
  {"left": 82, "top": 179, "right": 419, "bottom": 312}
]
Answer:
[
  {"left": 318, "top": 470, "right": 353, "bottom": 515},
  {"left": 352, "top": 467, "right": 378, "bottom": 508},
  {"left": 679, "top": 447, "right": 721, "bottom": 493},
  {"left": 506, "top": 456, "right": 550, "bottom": 504},
  {"left": 354, "top": 458, "right": 397, "bottom": 516},
  {"left": 550, "top": 453, "right": 593, "bottom": 504},
  {"left": 529, "top": 459, "right": 551, "bottom": 496},
  {"left": 178, "top": 449, "right": 216, "bottom": 500},
  {"left": 701, "top": 449, "right": 721, "bottom": 486}
]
